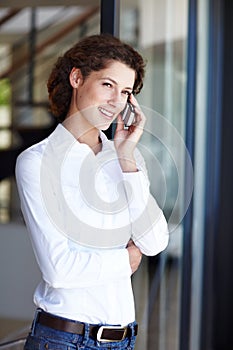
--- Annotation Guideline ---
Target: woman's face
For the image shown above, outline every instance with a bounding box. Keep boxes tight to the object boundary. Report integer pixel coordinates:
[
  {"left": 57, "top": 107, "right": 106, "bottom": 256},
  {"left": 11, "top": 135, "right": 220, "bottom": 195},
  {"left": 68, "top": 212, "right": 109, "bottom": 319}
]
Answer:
[{"left": 69, "top": 61, "right": 136, "bottom": 130}]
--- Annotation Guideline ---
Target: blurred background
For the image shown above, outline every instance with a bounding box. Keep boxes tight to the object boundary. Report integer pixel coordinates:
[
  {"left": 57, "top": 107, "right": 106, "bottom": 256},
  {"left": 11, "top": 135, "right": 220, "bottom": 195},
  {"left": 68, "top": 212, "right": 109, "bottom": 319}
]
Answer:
[{"left": 0, "top": 1, "right": 232, "bottom": 349}]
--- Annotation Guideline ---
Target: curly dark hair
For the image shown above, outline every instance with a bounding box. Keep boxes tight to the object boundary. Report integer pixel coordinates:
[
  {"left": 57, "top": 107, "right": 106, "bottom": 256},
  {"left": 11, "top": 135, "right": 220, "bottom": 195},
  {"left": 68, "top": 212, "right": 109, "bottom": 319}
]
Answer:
[{"left": 47, "top": 34, "right": 146, "bottom": 122}]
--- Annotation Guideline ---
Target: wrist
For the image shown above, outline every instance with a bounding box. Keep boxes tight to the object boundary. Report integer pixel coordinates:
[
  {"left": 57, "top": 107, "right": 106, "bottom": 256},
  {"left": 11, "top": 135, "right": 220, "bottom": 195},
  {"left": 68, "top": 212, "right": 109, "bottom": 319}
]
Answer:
[{"left": 118, "top": 155, "right": 137, "bottom": 172}]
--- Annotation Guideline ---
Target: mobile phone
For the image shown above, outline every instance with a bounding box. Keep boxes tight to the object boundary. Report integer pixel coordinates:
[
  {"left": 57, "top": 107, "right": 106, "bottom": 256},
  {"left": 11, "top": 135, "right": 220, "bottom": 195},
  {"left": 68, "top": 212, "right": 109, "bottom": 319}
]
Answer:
[{"left": 121, "top": 100, "right": 136, "bottom": 127}]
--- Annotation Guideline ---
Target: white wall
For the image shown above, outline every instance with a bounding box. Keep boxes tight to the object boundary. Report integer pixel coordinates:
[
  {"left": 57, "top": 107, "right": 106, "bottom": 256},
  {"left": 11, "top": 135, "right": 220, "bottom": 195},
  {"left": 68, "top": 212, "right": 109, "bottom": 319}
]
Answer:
[{"left": 0, "top": 222, "right": 41, "bottom": 320}]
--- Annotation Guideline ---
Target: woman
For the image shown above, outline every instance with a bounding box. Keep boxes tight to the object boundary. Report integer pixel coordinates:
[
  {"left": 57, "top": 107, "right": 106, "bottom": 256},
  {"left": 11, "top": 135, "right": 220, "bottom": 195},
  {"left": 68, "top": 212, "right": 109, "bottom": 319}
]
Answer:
[{"left": 16, "top": 34, "right": 169, "bottom": 350}]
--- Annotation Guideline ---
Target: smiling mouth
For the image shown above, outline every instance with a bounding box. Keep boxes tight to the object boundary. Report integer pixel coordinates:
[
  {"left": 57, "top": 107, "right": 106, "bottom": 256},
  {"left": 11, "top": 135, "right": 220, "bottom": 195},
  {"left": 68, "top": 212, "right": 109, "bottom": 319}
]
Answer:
[{"left": 98, "top": 107, "right": 115, "bottom": 119}]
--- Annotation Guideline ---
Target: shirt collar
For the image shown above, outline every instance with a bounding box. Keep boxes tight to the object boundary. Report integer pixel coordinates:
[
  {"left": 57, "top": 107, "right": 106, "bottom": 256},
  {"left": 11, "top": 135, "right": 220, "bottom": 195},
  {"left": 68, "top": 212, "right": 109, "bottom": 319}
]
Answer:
[{"left": 51, "top": 123, "right": 114, "bottom": 154}]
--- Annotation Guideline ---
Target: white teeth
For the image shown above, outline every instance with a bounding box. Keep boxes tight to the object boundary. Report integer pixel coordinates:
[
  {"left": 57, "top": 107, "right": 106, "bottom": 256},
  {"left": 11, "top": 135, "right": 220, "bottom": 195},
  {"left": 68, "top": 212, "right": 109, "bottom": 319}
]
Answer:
[{"left": 98, "top": 107, "right": 114, "bottom": 118}]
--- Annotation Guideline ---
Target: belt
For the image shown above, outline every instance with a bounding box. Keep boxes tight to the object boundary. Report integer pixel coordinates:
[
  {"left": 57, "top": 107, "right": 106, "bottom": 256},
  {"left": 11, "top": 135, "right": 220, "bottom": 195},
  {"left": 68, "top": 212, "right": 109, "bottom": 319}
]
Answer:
[{"left": 37, "top": 311, "right": 138, "bottom": 343}]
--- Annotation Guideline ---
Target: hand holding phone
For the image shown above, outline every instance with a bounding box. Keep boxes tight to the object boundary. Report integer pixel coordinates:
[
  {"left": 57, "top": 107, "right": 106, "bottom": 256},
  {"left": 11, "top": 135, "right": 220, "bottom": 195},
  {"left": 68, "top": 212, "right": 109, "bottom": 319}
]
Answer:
[
  {"left": 115, "top": 95, "right": 145, "bottom": 172},
  {"left": 121, "top": 99, "right": 136, "bottom": 127}
]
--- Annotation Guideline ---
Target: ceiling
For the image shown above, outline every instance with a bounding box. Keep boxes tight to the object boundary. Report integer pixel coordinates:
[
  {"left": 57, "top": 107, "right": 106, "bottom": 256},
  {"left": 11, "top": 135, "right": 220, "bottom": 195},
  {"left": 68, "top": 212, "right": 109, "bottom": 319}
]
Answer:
[
  {"left": 0, "top": 0, "right": 138, "bottom": 80},
  {"left": 0, "top": 0, "right": 99, "bottom": 7},
  {"left": 0, "top": 1, "right": 100, "bottom": 44}
]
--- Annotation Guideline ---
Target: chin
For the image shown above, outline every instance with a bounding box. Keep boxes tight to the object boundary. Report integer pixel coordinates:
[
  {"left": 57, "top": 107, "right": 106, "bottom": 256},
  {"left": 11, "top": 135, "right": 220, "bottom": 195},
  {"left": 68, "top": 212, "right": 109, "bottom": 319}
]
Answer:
[
  {"left": 97, "top": 121, "right": 113, "bottom": 131},
  {"left": 101, "top": 125, "right": 112, "bottom": 131}
]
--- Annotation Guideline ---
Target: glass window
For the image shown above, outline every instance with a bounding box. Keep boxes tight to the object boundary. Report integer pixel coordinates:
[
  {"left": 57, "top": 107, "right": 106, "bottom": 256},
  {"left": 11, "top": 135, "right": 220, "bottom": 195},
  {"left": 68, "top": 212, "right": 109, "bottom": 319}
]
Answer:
[{"left": 121, "top": 1, "right": 189, "bottom": 349}]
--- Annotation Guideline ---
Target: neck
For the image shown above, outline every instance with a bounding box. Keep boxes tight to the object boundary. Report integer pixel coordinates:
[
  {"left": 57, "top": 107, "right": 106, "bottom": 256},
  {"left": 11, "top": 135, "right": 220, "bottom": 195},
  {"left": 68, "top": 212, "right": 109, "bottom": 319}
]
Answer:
[
  {"left": 62, "top": 116, "right": 102, "bottom": 155},
  {"left": 78, "top": 131, "right": 102, "bottom": 155}
]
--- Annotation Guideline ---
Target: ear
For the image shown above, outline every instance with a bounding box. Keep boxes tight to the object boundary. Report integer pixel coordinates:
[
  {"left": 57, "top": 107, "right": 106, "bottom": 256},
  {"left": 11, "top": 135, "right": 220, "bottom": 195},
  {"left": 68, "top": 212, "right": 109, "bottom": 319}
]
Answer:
[{"left": 69, "top": 67, "right": 83, "bottom": 88}]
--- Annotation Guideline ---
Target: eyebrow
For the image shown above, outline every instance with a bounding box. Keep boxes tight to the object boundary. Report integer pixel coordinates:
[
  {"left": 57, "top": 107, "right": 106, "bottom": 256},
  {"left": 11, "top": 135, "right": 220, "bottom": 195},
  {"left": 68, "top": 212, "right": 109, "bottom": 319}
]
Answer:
[{"left": 102, "top": 77, "right": 133, "bottom": 91}]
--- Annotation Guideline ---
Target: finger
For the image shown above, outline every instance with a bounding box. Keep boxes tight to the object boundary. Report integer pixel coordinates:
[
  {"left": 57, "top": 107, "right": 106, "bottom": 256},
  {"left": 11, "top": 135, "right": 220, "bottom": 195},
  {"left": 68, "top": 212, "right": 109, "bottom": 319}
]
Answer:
[
  {"left": 128, "top": 95, "right": 145, "bottom": 126},
  {"left": 129, "top": 94, "right": 140, "bottom": 108},
  {"left": 115, "top": 114, "right": 124, "bottom": 132},
  {"left": 132, "top": 106, "right": 146, "bottom": 129}
]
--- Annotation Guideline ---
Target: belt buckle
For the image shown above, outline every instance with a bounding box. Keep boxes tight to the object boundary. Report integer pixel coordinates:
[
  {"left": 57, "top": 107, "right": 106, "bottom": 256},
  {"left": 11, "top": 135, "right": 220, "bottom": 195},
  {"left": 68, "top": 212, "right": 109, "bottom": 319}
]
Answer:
[{"left": 96, "top": 325, "right": 127, "bottom": 343}]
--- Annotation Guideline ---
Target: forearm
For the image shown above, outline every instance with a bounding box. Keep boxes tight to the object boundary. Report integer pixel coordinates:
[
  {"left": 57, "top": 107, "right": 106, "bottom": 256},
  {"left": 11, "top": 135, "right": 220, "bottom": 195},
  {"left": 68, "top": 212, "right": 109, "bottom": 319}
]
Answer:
[
  {"left": 117, "top": 152, "right": 137, "bottom": 173},
  {"left": 122, "top": 169, "right": 169, "bottom": 256}
]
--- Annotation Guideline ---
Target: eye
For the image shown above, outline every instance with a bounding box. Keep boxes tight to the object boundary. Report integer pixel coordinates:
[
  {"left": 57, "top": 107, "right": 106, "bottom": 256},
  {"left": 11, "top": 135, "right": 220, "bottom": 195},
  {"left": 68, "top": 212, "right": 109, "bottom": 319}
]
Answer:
[
  {"left": 122, "top": 90, "right": 132, "bottom": 97},
  {"left": 103, "top": 82, "right": 112, "bottom": 88}
]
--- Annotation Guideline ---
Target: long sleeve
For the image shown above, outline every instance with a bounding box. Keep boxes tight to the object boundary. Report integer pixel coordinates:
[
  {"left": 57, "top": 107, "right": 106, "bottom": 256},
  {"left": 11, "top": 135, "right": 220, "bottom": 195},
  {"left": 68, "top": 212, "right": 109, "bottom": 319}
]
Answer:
[
  {"left": 15, "top": 125, "right": 169, "bottom": 325},
  {"left": 122, "top": 148, "right": 169, "bottom": 256},
  {"left": 15, "top": 147, "right": 131, "bottom": 290}
]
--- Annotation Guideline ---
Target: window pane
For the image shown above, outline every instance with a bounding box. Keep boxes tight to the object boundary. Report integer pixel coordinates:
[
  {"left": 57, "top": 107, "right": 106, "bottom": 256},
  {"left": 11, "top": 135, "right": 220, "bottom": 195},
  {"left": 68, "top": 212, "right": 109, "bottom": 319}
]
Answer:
[{"left": 121, "top": 1, "right": 188, "bottom": 349}]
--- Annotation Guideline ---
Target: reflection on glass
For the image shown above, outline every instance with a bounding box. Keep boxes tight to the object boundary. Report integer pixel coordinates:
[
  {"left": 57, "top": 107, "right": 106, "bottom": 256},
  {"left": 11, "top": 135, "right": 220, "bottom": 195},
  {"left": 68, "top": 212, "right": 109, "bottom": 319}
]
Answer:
[{"left": 121, "top": 1, "right": 188, "bottom": 349}]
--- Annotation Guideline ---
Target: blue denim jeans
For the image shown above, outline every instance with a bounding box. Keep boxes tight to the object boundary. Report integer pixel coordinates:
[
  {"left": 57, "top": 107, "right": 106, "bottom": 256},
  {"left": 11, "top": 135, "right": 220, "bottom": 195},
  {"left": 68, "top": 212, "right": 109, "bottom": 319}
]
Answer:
[{"left": 24, "top": 310, "right": 137, "bottom": 350}]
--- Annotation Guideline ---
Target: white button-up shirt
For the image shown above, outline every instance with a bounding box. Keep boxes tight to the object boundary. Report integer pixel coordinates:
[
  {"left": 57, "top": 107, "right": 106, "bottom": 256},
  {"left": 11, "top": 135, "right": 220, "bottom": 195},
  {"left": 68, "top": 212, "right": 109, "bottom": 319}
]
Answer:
[{"left": 16, "top": 124, "right": 168, "bottom": 326}]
